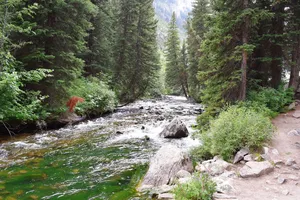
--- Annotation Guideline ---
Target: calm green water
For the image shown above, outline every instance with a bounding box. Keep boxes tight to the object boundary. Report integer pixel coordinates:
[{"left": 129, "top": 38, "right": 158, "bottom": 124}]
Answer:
[
  {"left": 0, "top": 134, "right": 150, "bottom": 200},
  {"left": 0, "top": 96, "right": 201, "bottom": 200}
]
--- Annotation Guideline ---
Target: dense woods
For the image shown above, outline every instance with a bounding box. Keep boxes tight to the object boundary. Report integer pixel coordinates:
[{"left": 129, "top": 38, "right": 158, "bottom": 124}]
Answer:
[
  {"left": 0, "top": 0, "right": 159, "bottom": 132},
  {"left": 1, "top": 0, "right": 300, "bottom": 135},
  {"left": 165, "top": 0, "right": 300, "bottom": 115}
]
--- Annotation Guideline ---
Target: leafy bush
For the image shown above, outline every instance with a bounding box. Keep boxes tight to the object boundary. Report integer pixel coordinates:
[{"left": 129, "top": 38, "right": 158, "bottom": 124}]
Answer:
[
  {"left": 193, "top": 106, "right": 274, "bottom": 161},
  {"left": 173, "top": 173, "right": 216, "bottom": 200},
  {"left": 67, "top": 77, "right": 117, "bottom": 116},
  {"left": 237, "top": 101, "right": 277, "bottom": 118},
  {"left": 0, "top": 52, "right": 51, "bottom": 121},
  {"left": 248, "top": 86, "right": 294, "bottom": 113}
]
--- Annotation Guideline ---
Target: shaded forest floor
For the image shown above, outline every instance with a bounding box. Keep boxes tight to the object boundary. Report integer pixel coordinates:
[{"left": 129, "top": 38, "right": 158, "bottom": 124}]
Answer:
[{"left": 232, "top": 106, "right": 300, "bottom": 200}]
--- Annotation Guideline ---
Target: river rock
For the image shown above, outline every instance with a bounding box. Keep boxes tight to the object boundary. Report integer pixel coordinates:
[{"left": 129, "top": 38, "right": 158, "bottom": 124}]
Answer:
[
  {"left": 288, "top": 102, "right": 296, "bottom": 110},
  {"left": 277, "top": 177, "right": 286, "bottom": 184},
  {"left": 292, "top": 164, "right": 300, "bottom": 170},
  {"left": 293, "top": 111, "right": 300, "bottom": 118},
  {"left": 175, "top": 170, "right": 191, "bottom": 179},
  {"left": 198, "top": 157, "right": 233, "bottom": 176},
  {"left": 151, "top": 185, "right": 175, "bottom": 195},
  {"left": 239, "top": 161, "right": 274, "bottom": 178},
  {"left": 287, "top": 129, "right": 300, "bottom": 136},
  {"left": 158, "top": 193, "right": 175, "bottom": 200},
  {"left": 138, "top": 145, "right": 193, "bottom": 191},
  {"left": 159, "top": 118, "right": 189, "bottom": 138},
  {"left": 177, "top": 177, "right": 192, "bottom": 184},
  {"left": 212, "top": 176, "right": 235, "bottom": 194},
  {"left": 233, "top": 148, "right": 249, "bottom": 164},
  {"left": 0, "top": 149, "right": 8, "bottom": 159},
  {"left": 213, "top": 193, "right": 237, "bottom": 199},
  {"left": 244, "top": 154, "right": 253, "bottom": 162},
  {"left": 285, "top": 158, "right": 296, "bottom": 166}
]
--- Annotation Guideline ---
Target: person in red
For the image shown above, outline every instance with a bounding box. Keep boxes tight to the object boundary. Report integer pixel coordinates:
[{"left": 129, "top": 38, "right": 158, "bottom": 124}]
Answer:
[{"left": 66, "top": 96, "right": 85, "bottom": 112}]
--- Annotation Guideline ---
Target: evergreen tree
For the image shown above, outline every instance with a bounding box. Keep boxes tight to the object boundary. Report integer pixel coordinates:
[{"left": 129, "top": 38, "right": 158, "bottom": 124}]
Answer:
[
  {"left": 165, "top": 12, "right": 188, "bottom": 97},
  {"left": 286, "top": 1, "right": 300, "bottom": 91},
  {"left": 11, "top": 0, "right": 97, "bottom": 108},
  {"left": 179, "top": 41, "right": 189, "bottom": 97},
  {"left": 114, "top": 0, "right": 159, "bottom": 102},
  {"left": 83, "top": 0, "right": 116, "bottom": 76},
  {"left": 0, "top": 1, "right": 51, "bottom": 123},
  {"left": 197, "top": 0, "right": 271, "bottom": 109},
  {"left": 186, "top": 0, "right": 210, "bottom": 101}
]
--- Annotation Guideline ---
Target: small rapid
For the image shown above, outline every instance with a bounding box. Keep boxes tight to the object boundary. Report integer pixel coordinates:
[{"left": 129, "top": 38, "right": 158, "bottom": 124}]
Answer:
[{"left": 0, "top": 96, "right": 202, "bottom": 199}]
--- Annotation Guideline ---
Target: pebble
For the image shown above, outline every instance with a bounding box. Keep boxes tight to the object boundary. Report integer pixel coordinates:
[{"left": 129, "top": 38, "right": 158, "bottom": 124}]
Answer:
[
  {"left": 285, "top": 158, "right": 296, "bottom": 166},
  {"left": 277, "top": 177, "right": 286, "bottom": 184},
  {"left": 282, "top": 190, "right": 289, "bottom": 196},
  {"left": 292, "top": 164, "right": 300, "bottom": 170}
]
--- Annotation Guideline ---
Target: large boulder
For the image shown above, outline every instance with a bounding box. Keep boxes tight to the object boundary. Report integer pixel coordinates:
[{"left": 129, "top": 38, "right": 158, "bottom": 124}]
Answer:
[
  {"left": 239, "top": 161, "right": 274, "bottom": 178},
  {"left": 138, "top": 145, "right": 193, "bottom": 191},
  {"left": 160, "top": 118, "right": 189, "bottom": 138}
]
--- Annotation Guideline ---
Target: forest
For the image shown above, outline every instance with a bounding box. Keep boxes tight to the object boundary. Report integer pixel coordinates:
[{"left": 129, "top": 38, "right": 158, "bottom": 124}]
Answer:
[{"left": 0, "top": 0, "right": 300, "bottom": 136}]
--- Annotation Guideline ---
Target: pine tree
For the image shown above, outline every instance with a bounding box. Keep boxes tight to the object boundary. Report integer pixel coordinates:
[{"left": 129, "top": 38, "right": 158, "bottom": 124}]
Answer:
[
  {"left": 83, "top": 0, "right": 116, "bottom": 76},
  {"left": 286, "top": 1, "right": 300, "bottom": 91},
  {"left": 114, "top": 0, "right": 159, "bottom": 102},
  {"left": 197, "top": 0, "right": 271, "bottom": 109},
  {"left": 179, "top": 41, "right": 189, "bottom": 97},
  {"left": 186, "top": 0, "right": 210, "bottom": 101},
  {"left": 10, "top": 0, "right": 97, "bottom": 107},
  {"left": 165, "top": 12, "right": 188, "bottom": 97}
]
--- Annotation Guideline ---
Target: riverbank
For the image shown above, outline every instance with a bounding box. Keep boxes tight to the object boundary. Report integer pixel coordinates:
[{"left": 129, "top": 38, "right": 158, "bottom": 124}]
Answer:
[{"left": 230, "top": 105, "right": 300, "bottom": 200}]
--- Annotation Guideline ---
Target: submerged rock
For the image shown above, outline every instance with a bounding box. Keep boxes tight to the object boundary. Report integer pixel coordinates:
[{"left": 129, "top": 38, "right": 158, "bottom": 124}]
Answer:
[
  {"left": 138, "top": 145, "right": 193, "bottom": 190},
  {"left": 159, "top": 118, "right": 189, "bottom": 138}
]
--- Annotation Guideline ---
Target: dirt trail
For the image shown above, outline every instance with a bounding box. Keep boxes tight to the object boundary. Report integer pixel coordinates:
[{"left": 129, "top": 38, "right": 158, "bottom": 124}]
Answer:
[{"left": 233, "top": 107, "right": 300, "bottom": 200}]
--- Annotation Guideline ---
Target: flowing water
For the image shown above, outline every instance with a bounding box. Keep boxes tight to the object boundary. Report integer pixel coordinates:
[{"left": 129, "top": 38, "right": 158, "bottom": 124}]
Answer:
[{"left": 0, "top": 96, "right": 202, "bottom": 200}]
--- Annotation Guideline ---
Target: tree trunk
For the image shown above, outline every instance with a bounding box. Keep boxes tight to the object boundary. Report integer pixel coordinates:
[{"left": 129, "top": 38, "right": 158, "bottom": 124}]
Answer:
[
  {"left": 288, "top": 47, "right": 300, "bottom": 91},
  {"left": 270, "top": 3, "right": 284, "bottom": 89},
  {"left": 239, "top": 0, "right": 249, "bottom": 101},
  {"left": 182, "top": 83, "right": 188, "bottom": 98}
]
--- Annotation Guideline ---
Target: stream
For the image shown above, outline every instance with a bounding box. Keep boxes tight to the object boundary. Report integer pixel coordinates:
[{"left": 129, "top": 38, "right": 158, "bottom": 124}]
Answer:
[{"left": 0, "top": 96, "right": 202, "bottom": 200}]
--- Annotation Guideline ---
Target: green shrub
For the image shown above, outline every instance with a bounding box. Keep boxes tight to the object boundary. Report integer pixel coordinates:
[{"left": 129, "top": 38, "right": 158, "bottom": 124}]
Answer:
[
  {"left": 173, "top": 173, "right": 216, "bottom": 200},
  {"left": 237, "top": 101, "right": 278, "bottom": 118},
  {"left": 67, "top": 77, "right": 118, "bottom": 116},
  {"left": 193, "top": 106, "right": 274, "bottom": 161},
  {"left": 248, "top": 86, "right": 294, "bottom": 113},
  {"left": 0, "top": 52, "right": 51, "bottom": 121}
]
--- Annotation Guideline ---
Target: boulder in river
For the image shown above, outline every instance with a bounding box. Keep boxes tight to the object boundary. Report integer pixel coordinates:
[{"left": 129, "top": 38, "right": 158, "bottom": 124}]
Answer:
[
  {"left": 138, "top": 145, "right": 193, "bottom": 191},
  {"left": 159, "top": 118, "right": 189, "bottom": 138}
]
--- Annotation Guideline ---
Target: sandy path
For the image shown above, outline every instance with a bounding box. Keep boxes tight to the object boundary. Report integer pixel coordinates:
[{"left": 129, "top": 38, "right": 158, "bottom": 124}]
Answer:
[{"left": 232, "top": 107, "right": 300, "bottom": 200}]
